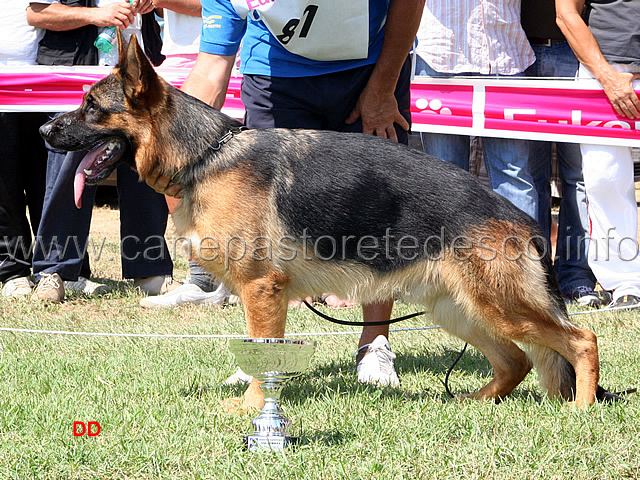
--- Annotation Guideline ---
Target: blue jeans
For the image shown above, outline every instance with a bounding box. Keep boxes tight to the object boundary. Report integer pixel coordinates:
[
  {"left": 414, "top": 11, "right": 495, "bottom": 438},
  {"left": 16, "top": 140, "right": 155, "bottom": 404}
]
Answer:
[
  {"left": 525, "top": 43, "right": 595, "bottom": 294},
  {"left": 415, "top": 58, "right": 537, "bottom": 220},
  {"left": 32, "top": 141, "right": 173, "bottom": 281}
]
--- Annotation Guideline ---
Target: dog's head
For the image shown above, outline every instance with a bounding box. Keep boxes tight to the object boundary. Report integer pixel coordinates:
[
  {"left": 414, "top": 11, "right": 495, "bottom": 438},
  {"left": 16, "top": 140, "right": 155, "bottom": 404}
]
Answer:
[{"left": 39, "top": 30, "right": 168, "bottom": 207}]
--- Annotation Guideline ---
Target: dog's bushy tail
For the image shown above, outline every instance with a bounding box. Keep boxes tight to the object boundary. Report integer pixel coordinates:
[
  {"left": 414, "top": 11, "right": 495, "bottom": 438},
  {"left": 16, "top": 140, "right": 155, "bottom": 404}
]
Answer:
[{"left": 526, "top": 344, "right": 576, "bottom": 400}]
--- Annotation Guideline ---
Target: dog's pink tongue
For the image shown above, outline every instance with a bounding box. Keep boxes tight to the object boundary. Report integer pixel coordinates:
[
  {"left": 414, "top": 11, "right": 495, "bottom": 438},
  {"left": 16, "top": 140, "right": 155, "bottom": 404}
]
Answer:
[
  {"left": 73, "top": 150, "right": 99, "bottom": 209},
  {"left": 73, "top": 171, "right": 85, "bottom": 209}
]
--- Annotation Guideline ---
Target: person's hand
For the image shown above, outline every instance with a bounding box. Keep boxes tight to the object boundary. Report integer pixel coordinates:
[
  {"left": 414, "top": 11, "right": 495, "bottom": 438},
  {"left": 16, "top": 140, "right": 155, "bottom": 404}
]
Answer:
[
  {"left": 131, "top": 0, "right": 156, "bottom": 15},
  {"left": 345, "top": 84, "right": 409, "bottom": 142},
  {"left": 93, "top": 1, "right": 136, "bottom": 29},
  {"left": 145, "top": 170, "right": 184, "bottom": 198},
  {"left": 600, "top": 71, "right": 640, "bottom": 120}
]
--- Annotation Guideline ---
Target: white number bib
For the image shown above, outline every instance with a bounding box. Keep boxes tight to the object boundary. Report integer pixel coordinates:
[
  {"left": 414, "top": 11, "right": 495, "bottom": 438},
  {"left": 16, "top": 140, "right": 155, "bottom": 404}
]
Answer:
[{"left": 230, "top": 0, "right": 370, "bottom": 61}]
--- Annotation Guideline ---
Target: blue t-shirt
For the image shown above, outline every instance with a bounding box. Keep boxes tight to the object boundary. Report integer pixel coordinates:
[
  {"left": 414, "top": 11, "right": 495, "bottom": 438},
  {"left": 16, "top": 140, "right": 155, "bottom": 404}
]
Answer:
[{"left": 200, "top": 0, "right": 390, "bottom": 77}]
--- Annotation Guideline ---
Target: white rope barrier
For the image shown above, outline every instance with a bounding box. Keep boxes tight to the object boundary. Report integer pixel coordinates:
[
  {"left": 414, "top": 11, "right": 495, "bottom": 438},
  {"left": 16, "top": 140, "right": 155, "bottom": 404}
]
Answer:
[
  {"left": 0, "top": 304, "right": 637, "bottom": 339},
  {"left": 0, "top": 325, "right": 442, "bottom": 339}
]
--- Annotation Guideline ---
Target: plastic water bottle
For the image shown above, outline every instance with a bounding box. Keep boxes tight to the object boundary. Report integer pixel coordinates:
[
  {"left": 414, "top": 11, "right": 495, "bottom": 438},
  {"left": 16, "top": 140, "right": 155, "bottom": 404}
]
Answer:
[
  {"left": 94, "top": 26, "right": 117, "bottom": 53},
  {"left": 94, "top": 1, "right": 134, "bottom": 65}
]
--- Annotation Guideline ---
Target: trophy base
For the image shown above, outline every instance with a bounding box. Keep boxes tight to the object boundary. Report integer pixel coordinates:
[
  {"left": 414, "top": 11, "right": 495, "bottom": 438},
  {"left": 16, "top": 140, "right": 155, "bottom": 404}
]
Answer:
[{"left": 244, "top": 435, "right": 299, "bottom": 451}]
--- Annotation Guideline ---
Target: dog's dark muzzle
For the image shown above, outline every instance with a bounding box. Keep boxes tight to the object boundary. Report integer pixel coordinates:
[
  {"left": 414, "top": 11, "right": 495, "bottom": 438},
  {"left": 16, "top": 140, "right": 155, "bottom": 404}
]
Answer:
[
  {"left": 39, "top": 114, "right": 73, "bottom": 142},
  {"left": 38, "top": 113, "right": 87, "bottom": 151},
  {"left": 39, "top": 120, "right": 54, "bottom": 141}
]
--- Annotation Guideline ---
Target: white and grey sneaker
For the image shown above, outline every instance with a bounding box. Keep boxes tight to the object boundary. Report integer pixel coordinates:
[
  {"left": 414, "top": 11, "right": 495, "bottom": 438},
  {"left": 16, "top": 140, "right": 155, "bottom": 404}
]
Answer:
[
  {"left": 133, "top": 275, "right": 176, "bottom": 295},
  {"left": 64, "top": 276, "right": 110, "bottom": 296},
  {"left": 355, "top": 335, "right": 400, "bottom": 387},
  {"left": 567, "top": 286, "right": 611, "bottom": 308},
  {"left": 1, "top": 276, "right": 34, "bottom": 297},
  {"left": 139, "top": 282, "right": 240, "bottom": 309}
]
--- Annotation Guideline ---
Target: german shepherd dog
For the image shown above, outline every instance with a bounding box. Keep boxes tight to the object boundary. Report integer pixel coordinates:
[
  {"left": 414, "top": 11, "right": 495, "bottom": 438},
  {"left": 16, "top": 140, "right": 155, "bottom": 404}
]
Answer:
[{"left": 40, "top": 34, "right": 608, "bottom": 408}]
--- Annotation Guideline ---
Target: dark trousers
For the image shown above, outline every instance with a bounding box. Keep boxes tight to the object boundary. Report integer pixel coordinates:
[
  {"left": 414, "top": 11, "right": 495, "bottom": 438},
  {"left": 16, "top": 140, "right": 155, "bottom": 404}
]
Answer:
[
  {"left": 32, "top": 141, "right": 173, "bottom": 281},
  {"left": 0, "top": 112, "right": 48, "bottom": 283},
  {"left": 241, "top": 57, "right": 412, "bottom": 144}
]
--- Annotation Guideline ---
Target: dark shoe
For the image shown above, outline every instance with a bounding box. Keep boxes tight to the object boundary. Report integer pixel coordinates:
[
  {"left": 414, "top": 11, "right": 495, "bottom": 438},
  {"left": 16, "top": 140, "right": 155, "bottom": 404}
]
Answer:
[
  {"left": 611, "top": 295, "right": 640, "bottom": 310},
  {"left": 567, "top": 286, "right": 611, "bottom": 308}
]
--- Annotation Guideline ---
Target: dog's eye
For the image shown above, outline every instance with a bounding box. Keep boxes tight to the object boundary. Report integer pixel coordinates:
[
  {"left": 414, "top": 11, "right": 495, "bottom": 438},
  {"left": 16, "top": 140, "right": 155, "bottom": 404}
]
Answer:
[
  {"left": 84, "top": 96, "right": 102, "bottom": 115},
  {"left": 85, "top": 102, "right": 98, "bottom": 114}
]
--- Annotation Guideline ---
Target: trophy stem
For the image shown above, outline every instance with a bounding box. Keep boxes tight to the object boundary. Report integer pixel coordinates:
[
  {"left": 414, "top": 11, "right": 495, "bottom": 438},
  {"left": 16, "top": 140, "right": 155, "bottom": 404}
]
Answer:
[{"left": 247, "top": 375, "right": 294, "bottom": 450}]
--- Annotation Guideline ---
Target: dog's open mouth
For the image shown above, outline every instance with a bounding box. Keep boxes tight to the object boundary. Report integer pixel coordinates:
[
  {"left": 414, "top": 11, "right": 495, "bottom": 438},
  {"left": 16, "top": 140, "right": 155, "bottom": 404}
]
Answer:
[{"left": 74, "top": 137, "right": 126, "bottom": 208}]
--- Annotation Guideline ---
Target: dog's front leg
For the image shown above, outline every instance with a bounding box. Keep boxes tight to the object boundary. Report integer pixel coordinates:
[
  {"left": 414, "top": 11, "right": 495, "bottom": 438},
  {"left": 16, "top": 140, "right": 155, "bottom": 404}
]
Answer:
[{"left": 232, "top": 272, "right": 290, "bottom": 412}]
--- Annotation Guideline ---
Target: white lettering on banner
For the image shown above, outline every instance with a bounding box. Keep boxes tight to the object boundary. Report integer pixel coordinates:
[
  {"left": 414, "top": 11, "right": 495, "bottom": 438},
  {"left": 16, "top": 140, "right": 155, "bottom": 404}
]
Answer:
[
  {"left": 505, "top": 108, "right": 635, "bottom": 131},
  {"left": 504, "top": 109, "right": 536, "bottom": 121}
]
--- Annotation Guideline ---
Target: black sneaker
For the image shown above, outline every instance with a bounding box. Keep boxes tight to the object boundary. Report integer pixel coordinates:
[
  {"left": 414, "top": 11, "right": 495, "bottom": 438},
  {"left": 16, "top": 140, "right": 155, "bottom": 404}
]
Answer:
[
  {"left": 611, "top": 295, "right": 640, "bottom": 310},
  {"left": 567, "top": 286, "right": 611, "bottom": 308}
]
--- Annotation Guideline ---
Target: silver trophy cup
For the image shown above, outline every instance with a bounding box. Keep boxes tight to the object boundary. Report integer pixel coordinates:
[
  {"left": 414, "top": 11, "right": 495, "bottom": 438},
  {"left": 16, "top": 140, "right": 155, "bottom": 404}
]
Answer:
[{"left": 228, "top": 338, "right": 316, "bottom": 451}]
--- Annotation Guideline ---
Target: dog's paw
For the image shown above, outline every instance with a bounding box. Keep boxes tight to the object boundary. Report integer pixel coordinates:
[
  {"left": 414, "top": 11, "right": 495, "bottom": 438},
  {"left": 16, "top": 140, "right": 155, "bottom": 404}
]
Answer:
[
  {"left": 220, "top": 396, "right": 243, "bottom": 413},
  {"left": 220, "top": 396, "right": 256, "bottom": 415}
]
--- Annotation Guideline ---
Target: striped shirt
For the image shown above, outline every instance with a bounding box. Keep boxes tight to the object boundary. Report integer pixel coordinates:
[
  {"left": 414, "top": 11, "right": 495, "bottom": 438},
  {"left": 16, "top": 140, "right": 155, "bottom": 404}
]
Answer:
[{"left": 415, "top": 0, "right": 535, "bottom": 75}]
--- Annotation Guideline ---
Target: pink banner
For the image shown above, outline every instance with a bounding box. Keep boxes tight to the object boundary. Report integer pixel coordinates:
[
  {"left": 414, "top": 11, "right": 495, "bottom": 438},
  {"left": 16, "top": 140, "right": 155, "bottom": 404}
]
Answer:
[
  {"left": 0, "top": 66, "right": 245, "bottom": 119},
  {"left": 410, "top": 78, "right": 640, "bottom": 147},
  {"left": 484, "top": 86, "right": 640, "bottom": 142},
  {"left": 1, "top": 68, "right": 639, "bottom": 147}
]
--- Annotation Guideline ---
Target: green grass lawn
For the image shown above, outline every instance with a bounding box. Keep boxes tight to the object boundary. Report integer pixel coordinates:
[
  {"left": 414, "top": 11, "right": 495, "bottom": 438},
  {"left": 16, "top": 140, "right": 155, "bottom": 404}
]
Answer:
[{"left": 1, "top": 215, "right": 639, "bottom": 479}]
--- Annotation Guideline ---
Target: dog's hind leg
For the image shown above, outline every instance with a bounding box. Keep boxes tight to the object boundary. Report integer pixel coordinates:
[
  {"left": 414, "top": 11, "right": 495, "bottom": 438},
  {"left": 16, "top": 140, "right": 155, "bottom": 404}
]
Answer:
[
  {"left": 440, "top": 231, "right": 599, "bottom": 407},
  {"left": 460, "top": 292, "right": 599, "bottom": 407},
  {"left": 229, "top": 271, "right": 290, "bottom": 413},
  {"left": 433, "top": 297, "right": 532, "bottom": 401}
]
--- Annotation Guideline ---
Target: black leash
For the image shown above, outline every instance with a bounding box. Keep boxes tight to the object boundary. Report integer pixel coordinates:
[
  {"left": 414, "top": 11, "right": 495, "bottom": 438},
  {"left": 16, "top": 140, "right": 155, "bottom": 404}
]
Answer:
[
  {"left": 444, "top": 342, "right": 468, "bottom": 399},
  {"left": 302, "top": 300, "right": 426, "bottom": 326}
]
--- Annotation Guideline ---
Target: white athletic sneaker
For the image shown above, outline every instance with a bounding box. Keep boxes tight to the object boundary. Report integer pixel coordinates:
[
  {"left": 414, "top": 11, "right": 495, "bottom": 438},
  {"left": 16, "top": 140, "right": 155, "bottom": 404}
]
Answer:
[
  {"left": 64, "top": 276, "right": 110, "bottom": 296},
  {"left": 133, "top": 275, "right": 175, "bottom": 295},
  {"left": 356, "top": 335, "right": 400, "bottom": 387},
  {"left": 224, "top": 367, "right": 253, "bottom": 385},
  {"left": 139, "top": 282, "right": 240, "bottom": 309},
  {"left": 1, "top": 276, "right": 34, "bottom": 297}
]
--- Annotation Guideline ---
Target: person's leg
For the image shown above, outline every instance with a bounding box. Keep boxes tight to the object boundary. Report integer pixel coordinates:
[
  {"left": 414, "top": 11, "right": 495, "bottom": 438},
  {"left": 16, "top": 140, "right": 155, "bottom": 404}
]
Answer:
[
  {"left": 581, "top": 142, "right": 640, "bottom": 300},
  {"left": 32, "top": 148, "right": 96, "bottom": 282},
  {"left": 528, "top": 140, "right": 553, "bottom": 242},
  {"left": 22, "top": 113, "right": 48, "bottom": 245},
  {"left": 0, "top": 113, "right": 39, "bottom": 285},
  {"left": 482, "top": 136, "right": 537, "bottom": 219},
  {"left": 528, "top": 42, "right": 600, "bottom": 302},
  {"left": 243, "top": 73, "right": 343, "bottom": 312},
  {"left": 554, "top": 141, "right": 597, "bottom": 295},
  {"left": 117, "top": 165, "right": 172, "bottom": 280},
  {"left": 577, "top": 63, "right": 640, "bottom": 305},
  {"left": 339, "top": 58, "right": 412, "bottom": 386}
]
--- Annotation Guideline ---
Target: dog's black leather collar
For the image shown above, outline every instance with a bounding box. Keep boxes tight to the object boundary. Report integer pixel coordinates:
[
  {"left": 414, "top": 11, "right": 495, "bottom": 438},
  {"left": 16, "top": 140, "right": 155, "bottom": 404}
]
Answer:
[{"left": 169, "top": 126, "right": 247, "bottom": 187}]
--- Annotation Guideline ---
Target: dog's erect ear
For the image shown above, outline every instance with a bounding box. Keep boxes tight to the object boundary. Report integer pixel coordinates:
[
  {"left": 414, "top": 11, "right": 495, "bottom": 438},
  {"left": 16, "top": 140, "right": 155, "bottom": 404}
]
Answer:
[
  {"left": 116, "top": 28, "right": 127, "bottom": 66},
  {"left": 117, "top": 33, "right": 161, "bottom": 103}
]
